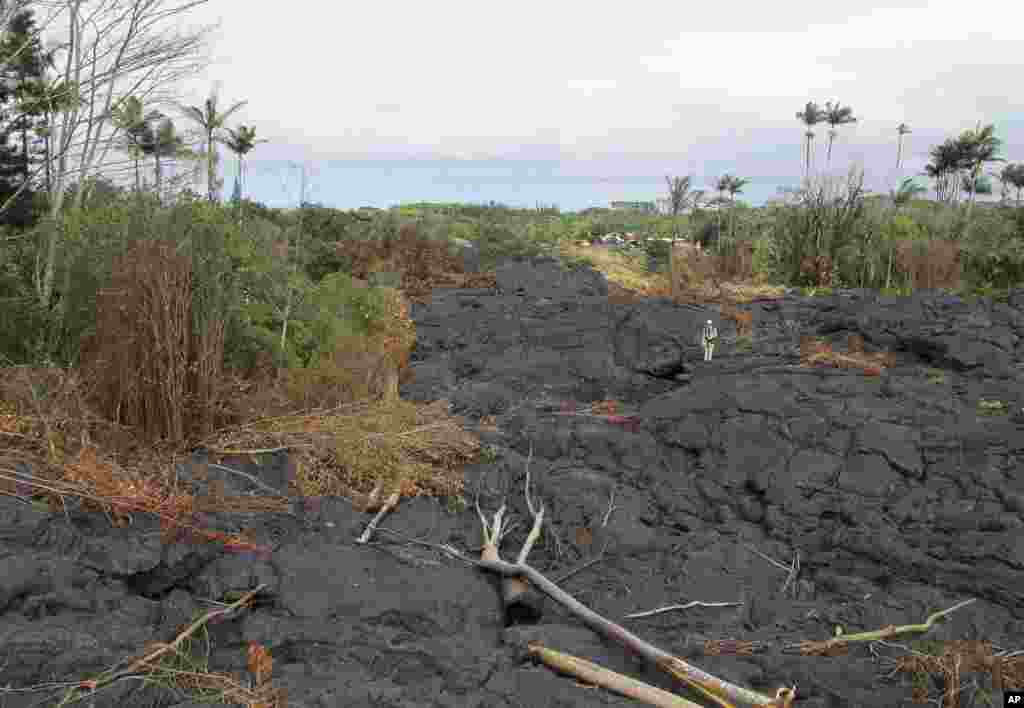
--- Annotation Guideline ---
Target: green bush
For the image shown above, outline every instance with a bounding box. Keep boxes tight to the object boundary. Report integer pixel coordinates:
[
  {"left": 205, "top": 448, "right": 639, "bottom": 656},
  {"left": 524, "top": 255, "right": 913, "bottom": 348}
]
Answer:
[
  {"left": 0, "top": 194, "right": 251, "bottom": 367},
  {"left": 696, "top": 220, "right": 721, "bottom": 251},
  {"left": 959, "top": 206, "right": 1024, "bottom": 290},
  {"left": 643, "top": 238, "right": 672, "bottom": 270},
  {"left": 297, "top": 271, "right": 391, "bottom": 362},
  {"left": 749, "top": 234, "right": 774, "bottom": 281},
  {"left": 560, "top": 254, "right": 597, "bottom": 270},
  {"left": 764, "top": 168, "right": 870, "bottom": 287}
]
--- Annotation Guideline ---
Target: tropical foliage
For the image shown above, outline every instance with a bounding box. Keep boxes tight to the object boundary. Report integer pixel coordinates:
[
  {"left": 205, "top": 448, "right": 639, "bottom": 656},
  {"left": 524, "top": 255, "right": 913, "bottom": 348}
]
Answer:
[{"left": 822, "top": 101, "right": 857, "bottom": 169}]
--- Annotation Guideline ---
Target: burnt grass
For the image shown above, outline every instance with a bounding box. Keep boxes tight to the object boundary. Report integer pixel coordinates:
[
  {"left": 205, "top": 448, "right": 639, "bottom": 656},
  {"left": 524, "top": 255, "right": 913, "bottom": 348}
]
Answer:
[{"left": 2, "top": 253, "right": 1023, "bottom": 707}]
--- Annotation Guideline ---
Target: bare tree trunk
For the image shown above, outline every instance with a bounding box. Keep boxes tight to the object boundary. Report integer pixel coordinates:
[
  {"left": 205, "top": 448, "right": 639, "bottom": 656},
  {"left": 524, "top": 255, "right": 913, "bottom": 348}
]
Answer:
[
  {"left": 963, "top": 164, "right": 981, "bottom": 242},
  {"left": 206, "top": 132, "right": 214, "bottom": 202},
  {"left": 34, "top": 0, "right": 213, "bottom": 314},
  {"left": 278, "top": 300, "right": 290, "bottom": 358},
  {"left": 155, "top": 152, "right": 163, "bottom": 204},
  {"left": 39, "top": 0, "right": 81, "bottom": 312}
]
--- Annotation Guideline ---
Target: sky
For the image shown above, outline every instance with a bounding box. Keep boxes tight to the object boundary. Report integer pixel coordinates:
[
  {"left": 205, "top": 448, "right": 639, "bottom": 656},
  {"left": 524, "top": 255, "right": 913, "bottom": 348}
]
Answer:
[{"left": 167, "top": 1, "right": 1023, "bottom": 210}]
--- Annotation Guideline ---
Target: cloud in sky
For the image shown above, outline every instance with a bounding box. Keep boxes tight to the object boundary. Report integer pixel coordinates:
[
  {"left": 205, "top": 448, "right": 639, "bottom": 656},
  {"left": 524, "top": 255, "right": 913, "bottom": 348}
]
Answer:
[{"left": 175, "top": 0, "right": 1019, "bottom": 184}]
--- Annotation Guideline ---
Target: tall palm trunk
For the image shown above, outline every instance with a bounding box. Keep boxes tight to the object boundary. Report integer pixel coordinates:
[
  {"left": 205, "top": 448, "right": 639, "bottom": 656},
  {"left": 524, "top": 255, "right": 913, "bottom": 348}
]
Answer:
[
  {"left": 154, "top": 153, "right": 163, "bottom": 204},
  {"left": 962, "top": 164, "right": 985, "bottom": 242}
]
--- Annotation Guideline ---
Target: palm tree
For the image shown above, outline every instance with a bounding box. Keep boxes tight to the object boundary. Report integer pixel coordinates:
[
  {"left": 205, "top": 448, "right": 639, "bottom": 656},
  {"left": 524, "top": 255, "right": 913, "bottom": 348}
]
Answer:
[
  {"left": 714, "top": 174, "right": 730, "bottom": 243},
  {"left": 795, "top": 102, "right": 826, "bottom": 177},
  {"left": 999, "top": 163, "right": 1024, "bottom": 206},
  {"left": 724, "top": 174, "right": 750, "bottom": 243},
  {"left": 959, "top": 122, "right": 1004, "bottom": 240},
  {"left": 665, "top": 175, "right": 695, "bottom": 240},
  {"left": 177, "top": 87, "right": 247, "bottom": 203},
  {"left": 960, "top": 173, "right": 993, "bottom": 201},
  {"left": 110, "top": 95, "right": 162, "bottom": 194},
  {"left": 141, "top": 116, "right": 194, "bottom": 204},
  {"left": 923, "top": 138, "right": 970, "bottom": 205},
  {"left": 896, "top": 123, "right": 911, "bottom": 170},
  {"left": 220, "top": 124, "right": 268, "bottom": 219},
  {"left": 921, "top": 162, "right": 943, "bottom": 202},
  {"left": 155, "top": 117, "right": 193, "bottom": 203},
  {"left": 714, "top": 175, "right": 730, "bottom": 203},
  {"left": 822, "top": 101, "right": 857, "bottom": 169}
]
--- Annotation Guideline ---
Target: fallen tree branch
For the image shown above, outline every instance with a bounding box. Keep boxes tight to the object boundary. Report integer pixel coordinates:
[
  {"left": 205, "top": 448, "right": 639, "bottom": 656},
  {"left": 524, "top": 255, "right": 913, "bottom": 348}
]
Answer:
[
  {"left": 355, "top": 479, "right": 401, "bottom": 544},
  {"left": 476, "top": 441, "right": 547, "bottom": 622},
  {"left": 455, "top": 548, "right": 791, "bottom": 707},
  {"left": 373, "top": 524, "right": 988, "bottom": 706},
  {"left": 367, "top": 441, "right": 981, "bottom": 706},
  {"left": 433, "top": 440, "right": 791, "bottom": 708},
  {"left": 791, "top": 598, "right": 979, "bottom": 656},
  {"left": 56, "top": 584, "right": 270, "bottom": 706},
  {"left": 527, "top": 641, "right": 704, "bottom": 708},
  {"left": 624, "top": 600, "right": 743, "bottom": 620}
]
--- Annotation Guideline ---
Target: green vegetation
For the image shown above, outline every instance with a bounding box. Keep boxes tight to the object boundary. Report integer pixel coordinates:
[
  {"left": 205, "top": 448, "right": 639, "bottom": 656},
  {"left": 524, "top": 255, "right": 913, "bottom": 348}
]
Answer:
[
  {"left": 4, "top": 164, "right": 1024, "bottom": 374},
  {"left": 0, "top": 3, "right": 1023, "bottom": 435},
  {"left": 977, "top": 399, "right": 1008, "bottom": 416}
]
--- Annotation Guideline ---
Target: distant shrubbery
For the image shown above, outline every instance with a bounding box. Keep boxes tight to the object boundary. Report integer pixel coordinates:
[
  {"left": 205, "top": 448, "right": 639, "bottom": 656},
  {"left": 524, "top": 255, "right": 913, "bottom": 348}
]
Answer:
[{"left": 2, "top": 172, "right": 1023, "bottom": 442}]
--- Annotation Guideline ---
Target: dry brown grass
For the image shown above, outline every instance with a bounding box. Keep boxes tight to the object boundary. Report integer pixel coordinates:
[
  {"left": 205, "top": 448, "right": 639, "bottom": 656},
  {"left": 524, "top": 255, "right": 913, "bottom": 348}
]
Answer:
[
  {"left": 552, "top": 239, "right": 784, "bottom": 308},
  {"left": 556, "top": 240, "right": 673, "bottom": 297},
  {"left": 721, "top": 303, "right": 754, "bottom": 338},
  {"left": 669, "top": 241, "right": 786, "bottom": 306},
  {"left": 799, "top": 254, "right": 834, "bottom": 287},
  {"left": 717, "top": 240, "right": 756, "bottom": 281},
  {"left": 799, "top": 335, "right": 896, "bottom": 376},
  {"left": 847, "top": 333, "right": 865, "bottom": 355},
  {"left": 280, "top": 287, "right": 416, "bottom": 411},
  {"left": 670, "top": 242, "right": 719, "bottom": 297},
  {"left": 0, "top": 364, "right": 479, "bottom": 543}
]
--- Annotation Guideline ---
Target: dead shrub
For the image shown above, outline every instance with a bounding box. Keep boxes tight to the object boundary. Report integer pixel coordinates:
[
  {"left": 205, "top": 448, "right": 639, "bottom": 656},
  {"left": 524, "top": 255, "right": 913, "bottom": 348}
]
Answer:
[
  {"left": 718, "top": 240, "right": 755, "bottom": 281},
  {"left": 282, "top": 337, "right": 380, "bottom": 410},
  {"left": 734, "top": 310, "right": 753, "bottom": 337},
  {"left": 894, "top": 239, "right": 962, "bottom": 290},
  {"left": 270, "top": 238, "right": 289, "bottom": 261},
  {"left": 81, "top": 239, "right": 194, "bottom": 445},
  {"left": 800, "top": 335, "right": 831, "bottom": 362},
  {"left": 799, "top": 254, "right": 833, "bottom": 287},
  {"left": 848, "top": 333, "right": 865, "bottom": 355},
  {"left": 187, "top": 317, "right": 226, "bottom": 440},
  {"left": 332, "top": 222, "right": 468, "bottom": 298},
  {"left": 799, "top": 334, "right": 897, "bottom": 375},
  {"left": 215, "top": 366, "right": 297, "bottom": 424},
  {"left": 720, "top": 303, "right": 754, "bottom": 337},
  {"left": 670, "top": 242, "right": 719, "bottom": 297}
]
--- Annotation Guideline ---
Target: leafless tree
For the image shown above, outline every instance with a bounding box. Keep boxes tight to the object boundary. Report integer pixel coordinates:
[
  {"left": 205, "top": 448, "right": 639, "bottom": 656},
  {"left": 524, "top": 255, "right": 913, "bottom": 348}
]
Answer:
[{"left": 0, "top": 0, "right": 216, "bottom": 312}]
